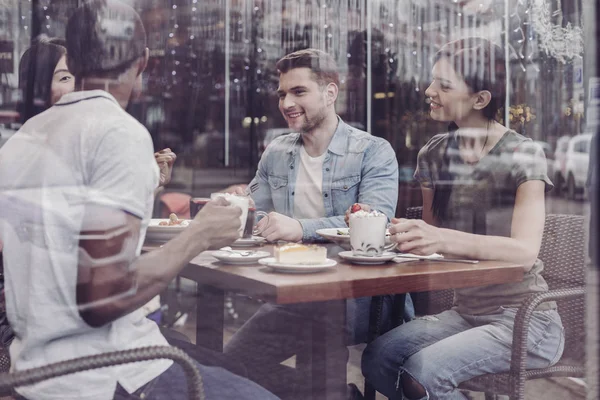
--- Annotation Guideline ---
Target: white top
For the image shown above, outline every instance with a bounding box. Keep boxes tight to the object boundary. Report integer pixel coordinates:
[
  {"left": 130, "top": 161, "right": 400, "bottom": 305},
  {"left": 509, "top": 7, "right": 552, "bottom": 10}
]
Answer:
[
  {"left": 0, "top": 91, "right": 171, "bottom": 400},
  {"left": 293, "top": 146, "right": 326, "bottom": 219}
]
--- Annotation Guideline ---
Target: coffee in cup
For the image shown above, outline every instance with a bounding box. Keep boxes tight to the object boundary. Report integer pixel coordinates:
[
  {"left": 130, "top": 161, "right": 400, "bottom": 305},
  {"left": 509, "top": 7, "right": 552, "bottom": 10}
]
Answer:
[{"left": 190, "top": 197, "right": 211, "bottom": 218}]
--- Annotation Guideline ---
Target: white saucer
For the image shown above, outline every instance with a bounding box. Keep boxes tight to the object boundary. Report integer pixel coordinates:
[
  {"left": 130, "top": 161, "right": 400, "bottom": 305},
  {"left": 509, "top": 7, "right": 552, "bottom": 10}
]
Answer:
[
  {"left": 338, "top": 251, "right": 397, "bottom": 265},
  {"left": 212, "top": 250, "right": 271, "bottom": 265},
  {"left": 232, "top": 236, "right": 267, "bottom": 247},
  {"left": 258, "top": 257, "right": 337, "bottom": 273}
]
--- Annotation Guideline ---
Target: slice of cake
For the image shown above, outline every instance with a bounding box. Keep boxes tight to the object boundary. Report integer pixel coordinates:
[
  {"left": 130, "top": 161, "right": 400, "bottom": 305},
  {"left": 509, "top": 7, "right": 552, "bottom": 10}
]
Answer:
[{"left": 274, "top": 243, "right": 327, "bottom": 265}]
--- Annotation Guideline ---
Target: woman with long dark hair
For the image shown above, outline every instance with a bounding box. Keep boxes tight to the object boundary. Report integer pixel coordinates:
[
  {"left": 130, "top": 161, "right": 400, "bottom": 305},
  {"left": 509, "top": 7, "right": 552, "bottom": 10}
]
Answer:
[
  {"left": 18, "top": 37, "right": 74, "bottom": 123},
  {"left": 360, "top": 38, "right": 564, "bottom": 399},
  {"left": 16, "top": 37, "right": 176, "bottom": 184}
]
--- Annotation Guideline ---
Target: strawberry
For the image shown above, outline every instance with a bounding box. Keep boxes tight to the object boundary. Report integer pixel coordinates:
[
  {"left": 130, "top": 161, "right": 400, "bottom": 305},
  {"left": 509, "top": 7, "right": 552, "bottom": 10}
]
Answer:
[{"left": 351, "top": 203, "right": 362, "bottom": 213}]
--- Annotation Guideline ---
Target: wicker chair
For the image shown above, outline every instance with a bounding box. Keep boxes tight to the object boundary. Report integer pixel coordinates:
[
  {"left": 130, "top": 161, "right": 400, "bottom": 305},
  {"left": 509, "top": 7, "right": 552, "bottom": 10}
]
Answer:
[
  {"left": 0, "top": 346, "right": 205, "bottom": 400},
  {"left": 0, "top": 349, "right": 9, "bottom": 374},
  {"left": 369, "top": 207, "right": 586, "bottom": 400},
  {"left": 459, "top": 213, "right": 586, "bottom": 399}
]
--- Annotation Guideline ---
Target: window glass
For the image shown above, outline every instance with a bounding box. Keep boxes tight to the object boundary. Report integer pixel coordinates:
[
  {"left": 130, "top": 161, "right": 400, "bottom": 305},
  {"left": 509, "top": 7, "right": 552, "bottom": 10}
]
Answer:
[{"left": 0, "top": 1, "right": 596, "bottom": 399}]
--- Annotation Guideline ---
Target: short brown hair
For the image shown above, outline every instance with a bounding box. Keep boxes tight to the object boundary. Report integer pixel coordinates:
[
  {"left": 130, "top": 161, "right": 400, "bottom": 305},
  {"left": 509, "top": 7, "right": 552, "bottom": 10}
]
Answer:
[{"left": 276, "top": 49, "right": 339, "bottom": 87}]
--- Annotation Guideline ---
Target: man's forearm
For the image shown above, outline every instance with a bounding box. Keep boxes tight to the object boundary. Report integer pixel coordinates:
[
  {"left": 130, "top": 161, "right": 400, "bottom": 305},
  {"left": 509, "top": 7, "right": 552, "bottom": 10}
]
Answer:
[
  {"left": 298, "top": 215, "right": 347, "bottom": 241},
  {"left": 80, "top": 224, "right": 210, "bottom": 326}
]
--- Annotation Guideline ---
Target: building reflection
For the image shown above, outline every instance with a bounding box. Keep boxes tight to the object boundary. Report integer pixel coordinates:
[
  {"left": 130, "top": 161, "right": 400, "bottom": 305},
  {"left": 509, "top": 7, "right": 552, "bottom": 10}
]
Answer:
[{"left": 0, "top": 0, "right": 586, "bottom": 204}]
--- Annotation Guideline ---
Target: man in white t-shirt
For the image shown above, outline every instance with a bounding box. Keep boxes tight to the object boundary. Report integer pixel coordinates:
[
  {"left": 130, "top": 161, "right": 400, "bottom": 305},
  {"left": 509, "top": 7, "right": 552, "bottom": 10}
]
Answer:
[
  {"left": 224, "top": 49, "right": 405, "bottom": 398},
  {"left": 0, "top": 1, "right": 278, "bottom": 400},
  {"left": 244, "top": 49, "right": 399, "bottom": 242}
]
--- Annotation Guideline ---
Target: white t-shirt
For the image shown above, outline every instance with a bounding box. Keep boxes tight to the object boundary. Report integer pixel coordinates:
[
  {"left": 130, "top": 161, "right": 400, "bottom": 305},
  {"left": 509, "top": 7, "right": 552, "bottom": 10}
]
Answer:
[
  {"left": 0, "top": 90, "right": 170, "bottom": 400},
  {"left": 293, "top": 146, "right": 326, "bottom": 219}
]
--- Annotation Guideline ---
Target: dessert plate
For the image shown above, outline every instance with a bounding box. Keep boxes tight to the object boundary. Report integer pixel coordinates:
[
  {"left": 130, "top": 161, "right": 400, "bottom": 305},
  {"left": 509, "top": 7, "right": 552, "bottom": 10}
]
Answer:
[
  {"left": 338, "top": 251, "right": 397, "bottom": 265},
  {"left": 232, "top": 236, "right": 267, "bottom": 247},
  {"left": 146, "top": 219, "right": 190, "bottom": 242},
  {"left": 212, "top": 250, "right": 271, "bottom": 265},
  {"left": 258, "top": 257, "right": 337, "bottom": 273}
]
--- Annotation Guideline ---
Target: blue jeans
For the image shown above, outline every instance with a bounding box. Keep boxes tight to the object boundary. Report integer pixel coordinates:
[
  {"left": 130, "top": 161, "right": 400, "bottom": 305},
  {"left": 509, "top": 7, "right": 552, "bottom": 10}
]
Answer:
[
  {"left": 223, "top": 295, "right": 413, "bottom": 398},
  {"left": 361, "top": 308, "right": 564, "bottom": 400},
  {"left": 113, "top": 359, "right": 279, "bottom": 400}
]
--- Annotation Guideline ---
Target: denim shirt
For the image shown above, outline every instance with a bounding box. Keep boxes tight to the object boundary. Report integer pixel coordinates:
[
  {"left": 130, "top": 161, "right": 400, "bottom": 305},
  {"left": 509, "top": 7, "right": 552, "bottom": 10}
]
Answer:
[{"left": 249, "top": 118, "right": 399, "bottom": 241}]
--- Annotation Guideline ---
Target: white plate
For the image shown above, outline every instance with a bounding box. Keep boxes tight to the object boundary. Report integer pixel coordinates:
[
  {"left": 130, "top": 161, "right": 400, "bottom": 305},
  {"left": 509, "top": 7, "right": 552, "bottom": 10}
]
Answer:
[
  {"left": 258, "top": 257, "right": 337, "bottom": 273},
  {"left": 145, "top": 219, "right": 190, "bottom": 242},
  {"left": 232, "top": 236, "right": 267, "bottom": 247},
  {"left": 316, "top": 228, "right": 392, "bottom": 250},
  {"left": 212, "top": 250, "right": 271, "bottom": 265},
  {"left": 338, "top": 251, "right": 397, "bottom": 265}
]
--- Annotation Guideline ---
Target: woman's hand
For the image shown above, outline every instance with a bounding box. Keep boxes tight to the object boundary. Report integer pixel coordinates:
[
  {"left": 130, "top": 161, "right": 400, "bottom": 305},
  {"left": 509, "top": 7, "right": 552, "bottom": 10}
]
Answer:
[
  {"left": 155, "top": 148, "right": 177, "bottom": 187},
  {"left": 344, "top": 203, "right": 371, "bottom": 226},
  {"left": 389, "top": 218, "right": 446, "bottom": 256}
]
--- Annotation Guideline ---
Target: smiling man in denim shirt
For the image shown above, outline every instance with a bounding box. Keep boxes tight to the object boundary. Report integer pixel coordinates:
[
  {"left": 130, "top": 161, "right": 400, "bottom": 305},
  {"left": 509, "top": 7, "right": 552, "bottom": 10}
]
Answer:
[
  {"left": 224, "top": 49, "right": 405, "bottom": 399},
  {"left": 248, "top": 49, "right": 398, "bottom": 242}
]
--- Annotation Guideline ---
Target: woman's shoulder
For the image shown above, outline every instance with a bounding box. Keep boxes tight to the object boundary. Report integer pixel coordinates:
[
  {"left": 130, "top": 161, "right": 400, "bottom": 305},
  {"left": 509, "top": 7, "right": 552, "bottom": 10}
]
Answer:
[
  {"left": 496, "top": 130, "right": 540, "bottom": 153},
  {"left": 418, "top": 132, "right": 451, "bottom": 161},
  {"left": 425, "top": 132, "right": 451, "bottom": 148}
]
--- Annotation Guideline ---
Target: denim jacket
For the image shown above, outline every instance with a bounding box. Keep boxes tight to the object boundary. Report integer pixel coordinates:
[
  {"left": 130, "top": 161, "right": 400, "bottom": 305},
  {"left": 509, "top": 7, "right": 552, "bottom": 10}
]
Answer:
[{"left": 249, "top": 118, "right": 399, "bottom": 241}]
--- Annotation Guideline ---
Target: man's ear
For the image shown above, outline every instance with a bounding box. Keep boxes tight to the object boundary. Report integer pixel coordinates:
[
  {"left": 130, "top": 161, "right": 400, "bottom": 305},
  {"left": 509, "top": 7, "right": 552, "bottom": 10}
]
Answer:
[
  {"left": 473, "top": 90, "right": 492, "bottom": 111},
  {"left": 325, "top": 82, "right": 338, "bottom": 106},
  {"left": 136, "top": 48, "right": 150, "bottom": 77}
]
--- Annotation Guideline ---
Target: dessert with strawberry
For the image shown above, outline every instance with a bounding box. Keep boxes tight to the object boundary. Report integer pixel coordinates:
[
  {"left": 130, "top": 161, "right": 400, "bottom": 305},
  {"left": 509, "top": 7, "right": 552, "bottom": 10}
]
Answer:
[{"left": 351, "top": 203, "right": 362, "bottom": 213}]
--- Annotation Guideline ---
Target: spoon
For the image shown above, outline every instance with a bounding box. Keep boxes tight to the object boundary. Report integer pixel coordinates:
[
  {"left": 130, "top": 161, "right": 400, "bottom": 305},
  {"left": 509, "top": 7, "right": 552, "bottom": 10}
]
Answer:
[{"left": 219, "top": 247, "right": 254, "bottom": 257}]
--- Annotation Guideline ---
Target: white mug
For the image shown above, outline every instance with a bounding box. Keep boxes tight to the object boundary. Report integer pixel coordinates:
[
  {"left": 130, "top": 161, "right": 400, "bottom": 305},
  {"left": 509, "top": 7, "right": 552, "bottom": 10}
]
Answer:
[
  {"left": 349, "top": 214, "right": 396, "bottom": 256},
  {"left": 210, "top": 193, "right": 250, "bottom": 237}
]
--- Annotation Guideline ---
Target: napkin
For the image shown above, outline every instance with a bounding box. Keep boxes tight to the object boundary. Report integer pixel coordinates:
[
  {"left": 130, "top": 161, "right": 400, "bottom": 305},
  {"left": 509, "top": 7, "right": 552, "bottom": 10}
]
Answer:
[{"left": 393, "top": 253, "right": 444, "bottom": 263}]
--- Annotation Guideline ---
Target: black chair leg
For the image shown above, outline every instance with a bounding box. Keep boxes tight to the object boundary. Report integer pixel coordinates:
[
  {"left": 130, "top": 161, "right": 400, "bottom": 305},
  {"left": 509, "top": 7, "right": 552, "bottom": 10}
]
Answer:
[
  {"left": 363, "top": 296, "right": 385, "bottom": 400},
  {"left": 391, "top": 294, "right": 406, "bottom": 327}
]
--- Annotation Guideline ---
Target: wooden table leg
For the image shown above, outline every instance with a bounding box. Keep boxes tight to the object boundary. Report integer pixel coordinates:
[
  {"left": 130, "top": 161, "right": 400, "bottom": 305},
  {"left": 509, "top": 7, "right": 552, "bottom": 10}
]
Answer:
[
  {"left": 195, "top": 284, "right": 225, "bottom": 352},
  {"left": 310, "top": 300, "right": 348, "bottom": 400}
]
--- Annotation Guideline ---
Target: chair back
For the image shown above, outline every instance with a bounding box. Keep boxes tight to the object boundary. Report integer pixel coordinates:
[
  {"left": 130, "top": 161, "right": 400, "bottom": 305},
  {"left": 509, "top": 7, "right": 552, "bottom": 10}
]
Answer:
[
  {"left": 536, "top": 214, "right": 586, "bottom": 363},
  {"left": 0, "top": 346, "right": 205, "bottom": 399},
  {"left": 405, "top": 206, "right": 424, "bottom": 220}
]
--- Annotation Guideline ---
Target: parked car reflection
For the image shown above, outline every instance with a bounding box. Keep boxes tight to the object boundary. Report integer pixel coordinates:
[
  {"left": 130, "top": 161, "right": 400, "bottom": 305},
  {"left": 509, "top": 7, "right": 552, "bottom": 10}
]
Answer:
[
  {"left": 563, "top": 133, "right": 593, "bottom": 200},
  {"left": 552, "top": 135, "right": 571, "bottom": 196}
]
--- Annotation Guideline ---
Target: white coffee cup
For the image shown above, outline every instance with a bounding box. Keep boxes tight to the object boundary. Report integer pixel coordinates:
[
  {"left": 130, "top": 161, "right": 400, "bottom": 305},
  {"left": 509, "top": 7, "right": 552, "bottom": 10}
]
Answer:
[
  {"left": 349, "top": 214, "right": 396, "bottom": 256},
  {"left": 210, "top": 193, "right": 250, "bottom": 237}
]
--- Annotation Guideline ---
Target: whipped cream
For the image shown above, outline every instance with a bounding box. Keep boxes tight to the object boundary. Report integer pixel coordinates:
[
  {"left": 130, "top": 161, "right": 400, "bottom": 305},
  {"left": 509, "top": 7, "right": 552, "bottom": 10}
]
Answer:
[{"left": 350, "top": 210, "right": 384, "bottom": 218}]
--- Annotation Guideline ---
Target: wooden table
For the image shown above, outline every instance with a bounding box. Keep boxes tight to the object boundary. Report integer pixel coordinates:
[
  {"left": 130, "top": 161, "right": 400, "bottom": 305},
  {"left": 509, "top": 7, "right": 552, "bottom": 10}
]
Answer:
[{"left": 144, "top": 242, "right": 524, "bottom": 399}]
